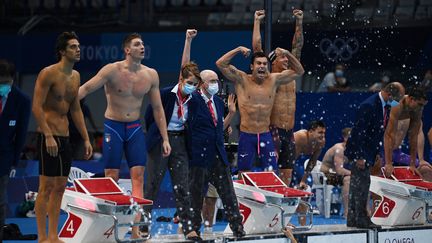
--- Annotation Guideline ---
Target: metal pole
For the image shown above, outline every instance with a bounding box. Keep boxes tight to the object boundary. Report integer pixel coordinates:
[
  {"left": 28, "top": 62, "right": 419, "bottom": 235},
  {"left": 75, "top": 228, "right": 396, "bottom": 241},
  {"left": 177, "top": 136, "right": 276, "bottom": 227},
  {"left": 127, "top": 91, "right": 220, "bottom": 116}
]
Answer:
[{"left": 264, "top": 0, "right": 272, "bottom": 55}]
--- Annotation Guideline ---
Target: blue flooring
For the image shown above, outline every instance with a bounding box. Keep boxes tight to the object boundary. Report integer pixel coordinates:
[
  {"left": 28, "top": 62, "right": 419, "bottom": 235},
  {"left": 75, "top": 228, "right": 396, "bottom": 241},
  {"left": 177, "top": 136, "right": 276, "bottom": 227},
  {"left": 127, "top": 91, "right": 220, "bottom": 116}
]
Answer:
[{"left": 4, "top": 208, "right": 346, "bottom": 243}]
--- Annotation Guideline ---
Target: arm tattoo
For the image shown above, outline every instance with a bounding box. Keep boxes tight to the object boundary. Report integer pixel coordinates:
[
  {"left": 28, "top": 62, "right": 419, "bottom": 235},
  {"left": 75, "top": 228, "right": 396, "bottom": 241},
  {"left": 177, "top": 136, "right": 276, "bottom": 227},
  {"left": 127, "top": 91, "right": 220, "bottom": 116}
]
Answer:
[{"left": 291, "top": 23, "right": 304, "bottom": 60}]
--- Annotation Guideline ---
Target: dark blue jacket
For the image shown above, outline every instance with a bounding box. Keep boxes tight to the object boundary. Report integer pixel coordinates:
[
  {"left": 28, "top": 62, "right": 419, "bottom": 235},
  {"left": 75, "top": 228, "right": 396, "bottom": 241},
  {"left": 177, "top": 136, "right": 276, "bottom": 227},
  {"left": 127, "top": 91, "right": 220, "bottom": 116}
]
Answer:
[
  {"left": 188, "top": 91, "right": 229, "bottom": 168},
  {"left": 145, "top": 85, "right": 192, "bottom": 152},
  {"left": 0, "top": 86, "right": 31, "bottom": 176},
  {"left": 345, "top": 93, "right": 385, "bottom": 167}
]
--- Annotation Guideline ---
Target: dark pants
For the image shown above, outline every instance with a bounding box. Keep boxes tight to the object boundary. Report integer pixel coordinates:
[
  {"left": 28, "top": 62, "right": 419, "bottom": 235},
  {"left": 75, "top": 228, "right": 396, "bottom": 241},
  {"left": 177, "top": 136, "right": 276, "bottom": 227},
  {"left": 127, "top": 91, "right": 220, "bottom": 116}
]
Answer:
[
  {"left": 0, "top": 174, "right": 9, "bottom": 241},
  {"left": 347, "top": 162, "right": 371, "bottom": 226},
  {"left": 189, "top": 155, "right": 243, "bottom": 234},
  {"left": 144, "top": 133, "right": 193, "bottom": 235}
]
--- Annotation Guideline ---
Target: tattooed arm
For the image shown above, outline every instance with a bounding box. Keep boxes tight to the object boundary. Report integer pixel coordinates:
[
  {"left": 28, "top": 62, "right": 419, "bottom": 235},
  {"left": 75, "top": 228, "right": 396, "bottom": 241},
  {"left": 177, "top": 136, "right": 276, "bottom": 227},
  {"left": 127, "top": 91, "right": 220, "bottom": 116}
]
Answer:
[
  {"left": 291, "top": 9, "right": 304, "bottom": 60},
  {"left": 216, "top": 46, "right": 250, "bottom": 84}
]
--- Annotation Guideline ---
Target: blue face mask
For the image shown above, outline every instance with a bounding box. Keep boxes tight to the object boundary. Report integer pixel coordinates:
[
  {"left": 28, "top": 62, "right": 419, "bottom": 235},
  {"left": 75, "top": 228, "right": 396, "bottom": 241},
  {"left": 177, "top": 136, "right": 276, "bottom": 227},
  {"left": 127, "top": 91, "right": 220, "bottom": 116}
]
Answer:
[
  {"left": 207, "top": 83, "right": 219, "bottom": 96},
  {"left": 388, "top": 100, "right": 399, "bottom": 107},
  {"left": 182, "top": 83, "right": 196, "bottom": 95},
  {"left": 0, "top": 84, "right": 11, "bottom": 97},
  {"left": 335, "top": 70, "right": 344, "bottom": 78}
]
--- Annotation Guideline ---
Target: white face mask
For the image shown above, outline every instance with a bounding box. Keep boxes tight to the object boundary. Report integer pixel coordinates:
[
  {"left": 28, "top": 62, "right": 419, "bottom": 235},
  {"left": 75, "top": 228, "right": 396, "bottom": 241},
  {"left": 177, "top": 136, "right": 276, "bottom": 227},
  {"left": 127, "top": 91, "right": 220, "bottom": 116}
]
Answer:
[{"left": 207, "top": 83, "right": 219, "bottom": 96}]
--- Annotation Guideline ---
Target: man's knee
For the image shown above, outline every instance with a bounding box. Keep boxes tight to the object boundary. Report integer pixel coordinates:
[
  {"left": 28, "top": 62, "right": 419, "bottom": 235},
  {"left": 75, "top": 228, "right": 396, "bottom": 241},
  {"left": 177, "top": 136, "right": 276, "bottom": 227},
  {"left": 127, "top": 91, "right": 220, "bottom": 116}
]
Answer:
[
  {"left": 130, "top": 166, "right": 145, "bottom": 184},
  {"left": 297, "top": 203, "right": 307, "bottom": 212},
  {"left": 38, "top": 179, "right": 56, "bottom": 197},
  {"left": 131, "top": 176, "right": 144, "bottom": 186},
  {"left": 280, "top": 168, "right": 293, "bottom": 175},
  {"left": 51, "top": 187, "right": 66, "bottom": 196},
  {"left": 343, "top": 176, "right": 350, "bottom": 185},
  {"left": 47, "top": 178, "right": 67, "bottom": 195},
  {"left": 105, "top": 169, "right": 120, "bottom": 181}
]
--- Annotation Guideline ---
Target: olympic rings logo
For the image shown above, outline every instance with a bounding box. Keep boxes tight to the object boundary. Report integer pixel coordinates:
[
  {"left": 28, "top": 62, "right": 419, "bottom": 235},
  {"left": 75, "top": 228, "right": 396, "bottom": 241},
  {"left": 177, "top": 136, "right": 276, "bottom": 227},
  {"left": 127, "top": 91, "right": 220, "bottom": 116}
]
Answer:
[{"left": 319, "top": 38, "right": 359, "bottom": 61}]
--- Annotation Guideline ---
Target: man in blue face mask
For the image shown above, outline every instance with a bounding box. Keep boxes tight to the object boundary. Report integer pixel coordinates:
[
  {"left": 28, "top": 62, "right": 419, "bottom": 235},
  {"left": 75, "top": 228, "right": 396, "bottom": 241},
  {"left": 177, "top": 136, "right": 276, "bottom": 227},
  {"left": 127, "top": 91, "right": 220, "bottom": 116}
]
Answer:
[
  {"left": 187, "top": 69, "right": 244, "bottom": 236},
  {"left": 345, "top": 82, "right": 404, "bottom": 229},
  {"left": 317, "top": 63, "right": 351, "bottom": 92},
  {"left": 0, "top": 59, "right": 31, "bottom": 241},
  {"left": 387, "top": 99, "right": 399, "bottom": 107},
  {"left": 144, "top": 29, "right": 202, "bottom": 241},
  {"left": 0, "top": 80, "right": 11, "bottom": 98}
]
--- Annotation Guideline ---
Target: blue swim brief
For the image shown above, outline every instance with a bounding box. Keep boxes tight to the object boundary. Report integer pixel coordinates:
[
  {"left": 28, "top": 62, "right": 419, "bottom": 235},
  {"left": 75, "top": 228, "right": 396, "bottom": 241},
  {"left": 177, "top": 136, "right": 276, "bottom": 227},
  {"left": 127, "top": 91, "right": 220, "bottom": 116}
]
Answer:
[
  {"left": 103, "top": 118, "right": 147, "bottom": 169},
  {"left": 237, "top": 131, "right": 277, "bottom": 171}
]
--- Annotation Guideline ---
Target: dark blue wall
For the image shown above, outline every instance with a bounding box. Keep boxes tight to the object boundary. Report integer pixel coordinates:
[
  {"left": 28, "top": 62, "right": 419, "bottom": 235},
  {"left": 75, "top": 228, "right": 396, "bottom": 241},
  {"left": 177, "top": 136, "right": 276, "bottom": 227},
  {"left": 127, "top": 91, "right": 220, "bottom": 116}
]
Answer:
[{"left": 3, "top": 27, "right": 432, "bottom": 74}]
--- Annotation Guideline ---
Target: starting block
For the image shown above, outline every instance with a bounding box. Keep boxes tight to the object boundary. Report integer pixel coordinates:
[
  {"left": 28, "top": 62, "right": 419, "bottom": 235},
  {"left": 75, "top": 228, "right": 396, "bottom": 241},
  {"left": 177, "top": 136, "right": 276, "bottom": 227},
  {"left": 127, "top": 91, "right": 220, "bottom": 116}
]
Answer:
[
  {"left": 59, "top": 177, "right": 152, "bottom": 243},
  {"left": 370, "top": 166, "right": 432, "bottom": 226},
  {"left": 226, "top": 172, "right": 313, "bottom": 235}
]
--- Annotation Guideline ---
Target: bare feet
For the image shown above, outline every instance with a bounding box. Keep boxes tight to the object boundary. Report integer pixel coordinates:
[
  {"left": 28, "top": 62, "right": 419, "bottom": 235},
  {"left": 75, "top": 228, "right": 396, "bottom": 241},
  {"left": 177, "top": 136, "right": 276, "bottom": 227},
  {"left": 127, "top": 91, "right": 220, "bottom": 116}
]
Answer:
[
  {"left": 185, "top": 231, "right": 202, "bottom": 241},
  {"left": 48, "top": 237, "right": 65, "bottom": 243},
  {"left": 186, "top": 231, "right": 199, "bottom": 238}
]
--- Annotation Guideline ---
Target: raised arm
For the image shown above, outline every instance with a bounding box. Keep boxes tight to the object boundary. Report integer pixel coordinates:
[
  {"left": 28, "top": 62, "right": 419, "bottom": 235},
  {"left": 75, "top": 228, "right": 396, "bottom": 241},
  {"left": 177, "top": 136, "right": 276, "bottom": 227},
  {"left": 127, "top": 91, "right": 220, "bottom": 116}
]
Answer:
[
  {"left": 216, "top": 46, "right": 250, "bottom": 84},
  {"left": 252, "top": 10, "right": 265, "bottom": 53},
  {"left": 69, "top": 72, "right": 92, "bottom": 159},
  {"left": 291, "top": 9, "right": 304, "bottom": 60},
  {"left": 148, "top": 69, "right": 171, "bottom": 157},
  {"left": 179, "top": 29, "right": 198, "bottom": 80},
  {"left": 223, "top": 94, "right": 237, "bottom": 130},
  {"left": 32, "top": 68, "right": 57, "bottom": 156},
  {"left": 273, "top": 48, "right": 304, "bottom": 84},
  {"left": 78, "top": 64, "right": 111, "bottom": 100}
]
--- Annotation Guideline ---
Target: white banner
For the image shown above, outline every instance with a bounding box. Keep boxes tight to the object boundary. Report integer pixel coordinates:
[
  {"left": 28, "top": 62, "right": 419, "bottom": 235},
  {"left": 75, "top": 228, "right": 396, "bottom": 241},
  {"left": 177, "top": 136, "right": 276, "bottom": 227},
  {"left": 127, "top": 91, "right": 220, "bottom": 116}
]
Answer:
[
  {"left": 378, "top": 229, "right": 432, "bottom": 243},
  {"left": 236, "top": 238, "right": 289, "bottom": 243},
  {"left": 307, "top": 233, "right": 367, "bottom": 243}
]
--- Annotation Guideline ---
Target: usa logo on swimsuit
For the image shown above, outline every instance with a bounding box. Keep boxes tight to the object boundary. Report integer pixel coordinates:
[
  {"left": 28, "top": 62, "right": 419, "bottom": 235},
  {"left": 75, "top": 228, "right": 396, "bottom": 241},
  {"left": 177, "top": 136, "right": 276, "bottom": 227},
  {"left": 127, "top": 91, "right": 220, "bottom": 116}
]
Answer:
[{"left": 105, "top": 133, "right": 111, "bottom": 143}]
